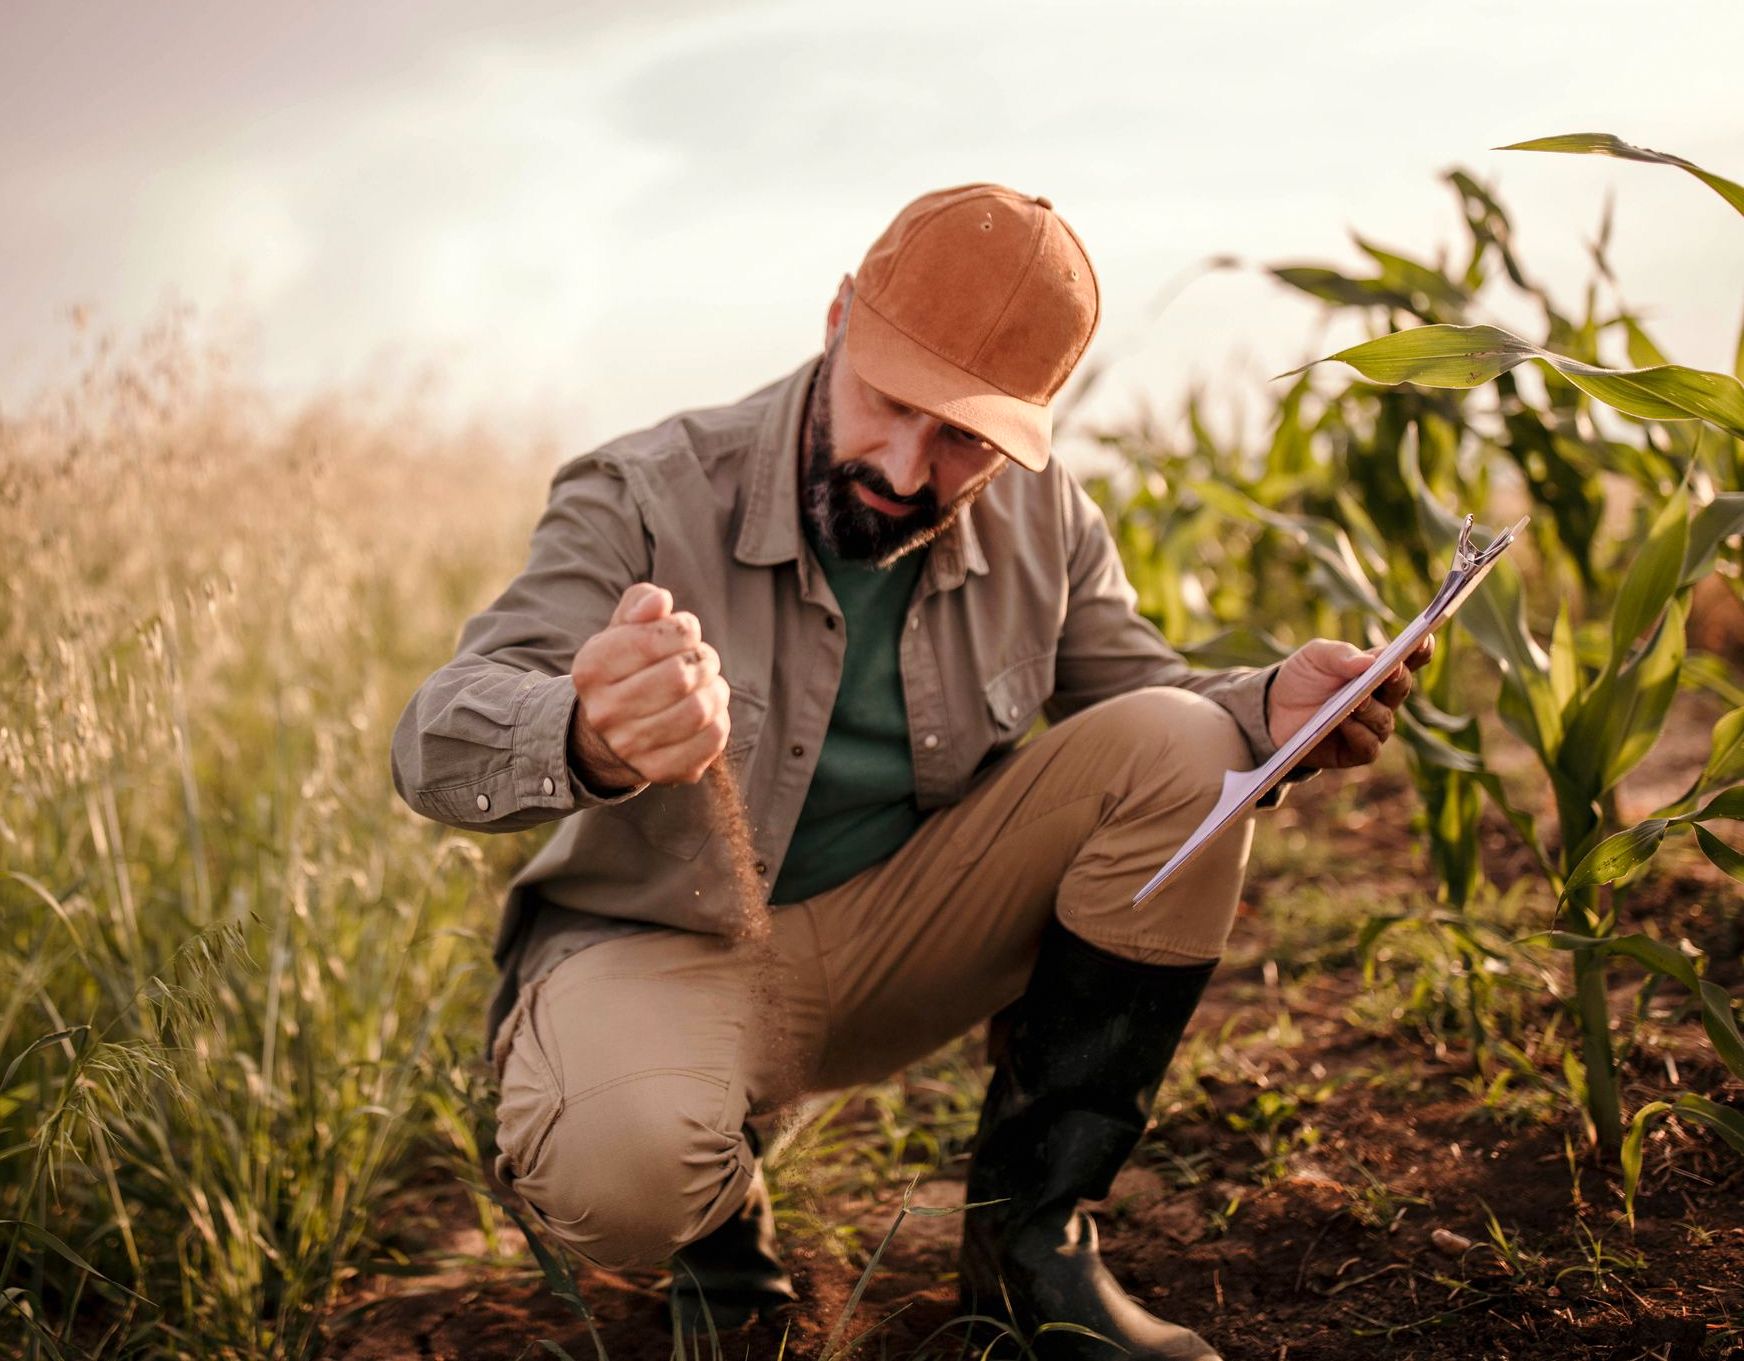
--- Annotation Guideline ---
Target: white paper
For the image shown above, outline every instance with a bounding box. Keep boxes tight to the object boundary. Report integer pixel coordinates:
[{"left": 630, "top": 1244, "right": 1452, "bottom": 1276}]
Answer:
[{"left": 1132, "top": 513, "right": 1529, "bottom": 909}]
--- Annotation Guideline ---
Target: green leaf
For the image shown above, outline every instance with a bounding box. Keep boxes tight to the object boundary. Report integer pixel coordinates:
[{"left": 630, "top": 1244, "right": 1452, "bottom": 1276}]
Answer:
[
  {"left": 1700, "top": 709, "right": 1744, "bottom": 793},
  {"left": 1288, "top": 324, "right": 1744, "bottom": 438},
  {"left": 1355, "top": 237, "right": 1469, "bottom": 315},
  {"left": 1695, "top": 826, "right": 1744, "bottom": 883},
  {"left": 1499, "top": 132, "right": 1744, "bottom": 220},
  {"left": 1283, "top": 324, "right": 1530, "bottom": 387},
  {"left": 1551, "top": 355, "right": 1744, "bottom": 436},
  {"left": 0, "top": 1027, "right": 88, "bottom": 1092},
  {"left": 1549, "top": 601, "right": 1580, "bottom": 714},
  {"left": 1561, "top": 821, "right": 1670, "bottom": 896},
  {"left": 1683, "top": 494, "right": 1744, "bottom": 586},
  {"left": 1620, "top": 317, "right": 1670, "bottom": 370},
  {"left": 1270, "top": 266, "right": 1415, "bottom": 311},
  {"left": 1566, "top": 933, "right": 1744, "bottom": 1080},
  {"left": 1621, "top": 1100, "right": 1672, "bottom": 1227},
  {"left": 1673, "top": 1094, "right": 1744, "bottom": 1156},
  {"left": 1180, "top": 627, "right": 1291, "bottom": 669},
  {"left": 1694, "top": 979, "right": 1744, "bottom": 1080},
  {"left": 1190, "top": 481, "right": 1391, "bottom": 618},
  {"left": 1612, "top": 486, "right": 1689, "bottom": 658},
  {"left": 0, "top": 1221, "right": 153, "bottom": 1305},
  {"left": 1689, "top": 786, "right": 1744, "bottom": 822},
  {"left": 1603, "top": 598, "right": 1689, "bottom": 788}
]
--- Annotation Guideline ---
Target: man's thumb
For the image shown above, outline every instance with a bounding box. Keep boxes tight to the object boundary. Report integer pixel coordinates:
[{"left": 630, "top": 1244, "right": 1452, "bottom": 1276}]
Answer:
[
  {"left": 612, "top": 582, "right": 672, "bottom": 626},
  {"left": 1316, "top": 640, "right": 1371, "bottom": 675}
]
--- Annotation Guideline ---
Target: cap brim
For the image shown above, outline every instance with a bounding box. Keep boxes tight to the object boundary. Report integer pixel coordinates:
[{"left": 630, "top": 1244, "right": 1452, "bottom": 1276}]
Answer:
[{"left": 843, "top": 297, "right": 1052, "bottom": 472}]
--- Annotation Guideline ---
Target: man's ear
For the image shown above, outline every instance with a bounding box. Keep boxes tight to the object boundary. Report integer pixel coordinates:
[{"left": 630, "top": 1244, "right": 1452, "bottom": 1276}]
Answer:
[{"left": 824, "top": 275, "right": 854, "bottom": 347}]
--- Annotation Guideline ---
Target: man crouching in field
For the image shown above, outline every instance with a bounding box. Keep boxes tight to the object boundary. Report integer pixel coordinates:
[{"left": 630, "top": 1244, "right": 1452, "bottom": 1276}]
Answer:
[{"left": 392, "top": 184, "right": 1428, "bottom": 1361}]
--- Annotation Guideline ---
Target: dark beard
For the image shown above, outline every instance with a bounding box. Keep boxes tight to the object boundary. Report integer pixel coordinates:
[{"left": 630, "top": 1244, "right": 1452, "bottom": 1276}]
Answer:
[{"left": 801, "top": 345, "right": 972, "bottom": 567}]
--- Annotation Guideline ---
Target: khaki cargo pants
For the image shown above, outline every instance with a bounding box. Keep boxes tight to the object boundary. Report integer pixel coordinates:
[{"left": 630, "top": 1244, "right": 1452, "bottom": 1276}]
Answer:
[{"left": 490, "top": 687, "right": 1257, "bottom": 1270}]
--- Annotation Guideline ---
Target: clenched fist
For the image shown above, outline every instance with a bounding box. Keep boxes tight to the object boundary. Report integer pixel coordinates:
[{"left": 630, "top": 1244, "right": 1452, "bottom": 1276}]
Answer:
[{"left": 569, "top": 583, "right": 731, "bottom": 790}]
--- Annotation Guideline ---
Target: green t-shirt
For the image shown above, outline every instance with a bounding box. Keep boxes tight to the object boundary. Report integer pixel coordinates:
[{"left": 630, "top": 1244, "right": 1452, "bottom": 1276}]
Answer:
[{"left": 769, "top": 529, "right": 925, "bottom": 904}]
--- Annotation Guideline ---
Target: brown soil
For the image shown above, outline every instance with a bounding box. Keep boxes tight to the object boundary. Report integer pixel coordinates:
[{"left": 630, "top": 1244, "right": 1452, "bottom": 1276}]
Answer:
[{"left": 323, "top": 696, "right": 1744, "bottom": 1361}]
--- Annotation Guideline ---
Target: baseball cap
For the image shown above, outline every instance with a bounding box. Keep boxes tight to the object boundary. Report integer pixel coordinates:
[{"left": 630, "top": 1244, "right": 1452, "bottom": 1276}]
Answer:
[{"left": 843, "top": 183, "right": 1100, "bottom": 473}]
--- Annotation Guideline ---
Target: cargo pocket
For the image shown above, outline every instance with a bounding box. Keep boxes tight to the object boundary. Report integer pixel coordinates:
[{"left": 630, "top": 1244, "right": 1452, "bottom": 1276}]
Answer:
[{"left": 492, "top": 985, "right": 563, "bottom": 1179}]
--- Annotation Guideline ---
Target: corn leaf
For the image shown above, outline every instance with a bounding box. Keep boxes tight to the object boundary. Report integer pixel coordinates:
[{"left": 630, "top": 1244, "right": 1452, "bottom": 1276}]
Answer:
[
  {"left": 1288, "top": 324, "right": 1744, "bottom": 438},
  {"left": 1695, "top": 825, "right": 1744, "bottom": 883},
  {"left": 1270, "top": 265, "right": 1415, "bottom": 311},
  {"left": 1701, "top": 710, "right": 1744, "bottom": 792},
  {"left": 1543, "top": 932, "right": 1744, "bottom": 1079},
  {"left": 1683, "top": 493, "right": 1744, "bottom": 586},
  {"left": 1355, "top": 237, "right": 1470, "bottom": 315},
  {"left": 1498, "top": 133, "right": 1744, "bottom": 220},
  {"left": 1605, "top": 599, "right": 1689, "bottom": 788},
  {"left": 1674, "top": 1094, "right": 1744, "bottom": 1156},
  {"left": 1694, "top": 786, "right": 1744, "bottom": 821},
  {"left": 1612, "top": 487, "right": 1689, "bottom": 657},
  {"left": 1621, "top": 1099, "right": 1673, "bottom": 1226},
  {"left": 1561, "top": 823, "right": 1669, "bottom": 896},
  {"left": 1283, "top": 324, "right": 1530, "bottom": 387},
  {"left": 1549, "top": 602, "right": 1580, "bottom": 713},
  {"left": 1620, "top": 317, "right": 1671, "bottom": 370}
]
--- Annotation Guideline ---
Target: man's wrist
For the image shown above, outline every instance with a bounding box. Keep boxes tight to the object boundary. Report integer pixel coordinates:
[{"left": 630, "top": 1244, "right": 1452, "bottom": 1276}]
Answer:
[{"left": 567, "top": 708, "right": 640, "bottom": 798}]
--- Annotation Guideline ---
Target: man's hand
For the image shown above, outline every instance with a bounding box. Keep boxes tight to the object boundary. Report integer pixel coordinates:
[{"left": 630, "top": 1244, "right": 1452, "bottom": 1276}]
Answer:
[
  {"left": 1266, "top": 636, "right": 1434, "bottom": 770},
  {"left": 569, "top": 583, "right": 731, "bottom": 789}
]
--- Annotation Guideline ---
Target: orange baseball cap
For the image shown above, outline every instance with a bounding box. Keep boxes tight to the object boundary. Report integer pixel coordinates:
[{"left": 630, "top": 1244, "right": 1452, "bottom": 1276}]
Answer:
[{"left": 844, "top": 183, "right": 1100, "bottom": 473}]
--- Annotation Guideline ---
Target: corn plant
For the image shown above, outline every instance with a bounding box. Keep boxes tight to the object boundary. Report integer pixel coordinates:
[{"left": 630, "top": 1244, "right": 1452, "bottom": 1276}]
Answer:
[{"left": 1294, "top": 133, "right": 1744, "bottom": 1156}]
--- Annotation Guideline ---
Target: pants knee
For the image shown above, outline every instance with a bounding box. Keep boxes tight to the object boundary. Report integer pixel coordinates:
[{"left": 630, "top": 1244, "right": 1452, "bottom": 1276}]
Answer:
[
  {"left": 1081, "top": 687, "right": 1254, "bottom": 805},
  {"left": 505, "top": 1078, "right": 751, "bottom": 1270},
  {"left": 1055, "top": 689, "right": 1256, "bottom": 963}
]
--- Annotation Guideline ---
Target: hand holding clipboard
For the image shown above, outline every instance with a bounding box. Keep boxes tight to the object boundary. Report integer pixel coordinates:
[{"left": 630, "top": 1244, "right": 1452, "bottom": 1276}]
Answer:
[{"left": 1133, "top": 513, "right": 1529, "bottom": 909}]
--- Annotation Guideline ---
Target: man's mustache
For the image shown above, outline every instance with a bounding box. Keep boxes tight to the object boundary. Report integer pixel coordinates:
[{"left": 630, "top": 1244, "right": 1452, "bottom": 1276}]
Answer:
[{"left": 836, "top": 461, "right": 938, "bottom": 514}]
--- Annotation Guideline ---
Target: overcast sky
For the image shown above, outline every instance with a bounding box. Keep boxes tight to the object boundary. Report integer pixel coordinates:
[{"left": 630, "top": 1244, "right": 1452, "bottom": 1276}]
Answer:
[{"left": 4, "top": 0, "right": 1742, "bottom": 449}]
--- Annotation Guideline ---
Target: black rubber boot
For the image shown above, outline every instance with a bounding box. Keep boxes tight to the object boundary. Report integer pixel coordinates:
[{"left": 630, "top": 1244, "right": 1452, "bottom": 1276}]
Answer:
[
  {"left": 958, "top": 919, "right": 1221, "bottom": 1361},
  {"left": 668, "top": 1127, "right": 797, "bottom": 1336}
]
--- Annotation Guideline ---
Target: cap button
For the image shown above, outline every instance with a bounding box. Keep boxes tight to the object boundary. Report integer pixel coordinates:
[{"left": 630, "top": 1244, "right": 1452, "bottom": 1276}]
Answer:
[{"left": 1033, "top": 195, "right": 1053, "bottom": 210}]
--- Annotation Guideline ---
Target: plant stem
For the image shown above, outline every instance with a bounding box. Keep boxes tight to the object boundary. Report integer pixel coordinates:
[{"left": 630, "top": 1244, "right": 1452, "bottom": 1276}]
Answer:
[{"left": 1573, "top": 944, "right": 1621, "bottom": 1156}]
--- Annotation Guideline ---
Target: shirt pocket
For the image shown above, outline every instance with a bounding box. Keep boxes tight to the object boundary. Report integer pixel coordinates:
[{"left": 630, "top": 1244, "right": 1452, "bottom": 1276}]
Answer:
[
  {"left": 982, "top": 648, "right": 1057, "bottom": 745},
  {"left": 600, "top": 682, "right": 769, "bottom": 860}
]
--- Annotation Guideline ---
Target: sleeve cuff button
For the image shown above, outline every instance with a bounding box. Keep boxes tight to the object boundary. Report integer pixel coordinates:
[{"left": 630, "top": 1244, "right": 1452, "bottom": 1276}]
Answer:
[
  {"left": 541, "top": 775, "right": 556, "bottom": 796},
  {"left": 476, "top": 793, "right": 491, "bottom": 812}
]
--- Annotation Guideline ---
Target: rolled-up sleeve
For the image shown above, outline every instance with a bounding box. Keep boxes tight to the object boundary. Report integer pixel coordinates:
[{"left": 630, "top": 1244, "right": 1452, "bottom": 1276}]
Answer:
[
  {"left": 391, "top": 455, "right": 653, "bottom": 832},
  {"left": 1045, "top": 472, "right": 1282, "bottom": 765}
]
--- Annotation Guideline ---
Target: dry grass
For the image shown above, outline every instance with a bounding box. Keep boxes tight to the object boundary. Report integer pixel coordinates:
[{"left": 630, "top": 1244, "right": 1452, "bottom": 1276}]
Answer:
[{"left": 1, "top": 315, "right": 550, "bottom": 1358}]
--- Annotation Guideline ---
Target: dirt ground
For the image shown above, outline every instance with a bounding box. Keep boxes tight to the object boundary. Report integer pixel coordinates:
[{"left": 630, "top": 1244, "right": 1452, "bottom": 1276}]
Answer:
[{"left": 323, "top": 694, "right": 1744, "bottom": 1361}]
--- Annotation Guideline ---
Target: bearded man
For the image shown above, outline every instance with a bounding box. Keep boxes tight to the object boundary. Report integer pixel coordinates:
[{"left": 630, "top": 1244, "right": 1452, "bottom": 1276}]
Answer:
[{"left": 392, "top": 184, "right": 1427, "bottom": 1361}]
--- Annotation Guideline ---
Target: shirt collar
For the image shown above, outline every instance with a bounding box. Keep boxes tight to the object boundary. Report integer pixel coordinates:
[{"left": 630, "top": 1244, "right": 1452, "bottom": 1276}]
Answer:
[{"left": 732, "top": 352, "right": 990, "bottom": 587}]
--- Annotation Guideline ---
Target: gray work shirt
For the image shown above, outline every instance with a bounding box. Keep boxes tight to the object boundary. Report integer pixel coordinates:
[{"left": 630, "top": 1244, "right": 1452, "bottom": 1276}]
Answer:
[{"left": 390, "top": 356, "right": 1284, "bottom": 1052}]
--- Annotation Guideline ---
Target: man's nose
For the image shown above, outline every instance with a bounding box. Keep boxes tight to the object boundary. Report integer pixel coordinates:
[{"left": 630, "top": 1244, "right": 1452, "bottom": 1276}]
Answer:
[{"left": 883, "top": 421, "right": 933, "bottom": 498}]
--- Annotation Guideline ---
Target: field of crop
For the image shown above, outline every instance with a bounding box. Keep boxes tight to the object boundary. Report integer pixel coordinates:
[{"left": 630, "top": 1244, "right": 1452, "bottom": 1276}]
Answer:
[{"left": 5, "top": 141, "right": 1743, "bottom": 1361}]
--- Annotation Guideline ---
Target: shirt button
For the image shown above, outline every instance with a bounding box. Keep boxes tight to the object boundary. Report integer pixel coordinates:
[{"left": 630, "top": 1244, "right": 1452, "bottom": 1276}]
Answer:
[
  {"left": 754, "top": 860, "right": 768, "bottom": 876},
  {"left": 790, "top": 744, "right": 805, "bottom": 758},
  {"left": 922, "top": 733, "right": 940, "bottom": 750},
  {"left": 541, "top": 775, "right": 556, "bottom": 796},
  {"left": 476, "top": 793, "right": 491, "bottom": 812},
  {"left": 1007, "top": 704, "right": 1021, "bottom": 721}
]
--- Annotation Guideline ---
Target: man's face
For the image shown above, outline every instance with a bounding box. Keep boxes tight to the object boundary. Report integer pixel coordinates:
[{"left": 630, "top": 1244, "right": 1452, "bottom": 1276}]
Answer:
[{"left": 801, "top": 326, "right": 1007, "bottom": 567}]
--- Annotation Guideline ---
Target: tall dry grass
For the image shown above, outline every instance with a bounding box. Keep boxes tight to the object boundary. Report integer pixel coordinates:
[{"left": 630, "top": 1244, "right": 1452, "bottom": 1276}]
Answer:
[{"left": 1, "top": 315, "right": 549, "bottom": 1358}]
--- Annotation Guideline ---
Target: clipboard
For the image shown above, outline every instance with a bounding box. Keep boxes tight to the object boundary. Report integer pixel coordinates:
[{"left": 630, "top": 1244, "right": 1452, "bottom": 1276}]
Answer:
[{"left": 1132, "top": 513, "right": 1529, "bottom": 909}]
